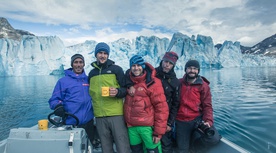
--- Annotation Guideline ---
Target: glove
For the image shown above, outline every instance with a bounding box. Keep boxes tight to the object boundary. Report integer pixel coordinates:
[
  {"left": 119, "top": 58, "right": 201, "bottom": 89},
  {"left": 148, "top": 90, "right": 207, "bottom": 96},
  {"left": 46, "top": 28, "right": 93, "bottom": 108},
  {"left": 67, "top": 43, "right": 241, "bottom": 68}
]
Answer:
[{"left": 54, "top": 104, "right": 65, "bottom": 117}]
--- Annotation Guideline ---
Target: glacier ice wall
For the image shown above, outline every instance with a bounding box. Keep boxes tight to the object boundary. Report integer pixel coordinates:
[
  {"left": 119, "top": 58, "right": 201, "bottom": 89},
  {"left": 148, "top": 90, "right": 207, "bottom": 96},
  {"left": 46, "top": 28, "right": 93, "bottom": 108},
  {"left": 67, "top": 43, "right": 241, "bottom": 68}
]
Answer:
[
  {"left": 0, "top": 36, "right": 65, "bottom": 76},
  {"left": 1, "top": 32, "right": 276, "bottom": 76}
]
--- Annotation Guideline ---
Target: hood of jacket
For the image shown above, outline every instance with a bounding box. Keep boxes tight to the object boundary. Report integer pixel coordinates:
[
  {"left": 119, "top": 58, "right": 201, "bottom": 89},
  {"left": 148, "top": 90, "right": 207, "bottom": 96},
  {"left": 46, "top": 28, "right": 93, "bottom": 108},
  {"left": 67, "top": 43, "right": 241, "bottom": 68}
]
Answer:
[
  {"left": 182, "top": 74, "right": 210, "bottom": 85},
  {"left": 65, "top": 68, "right": 87, "bottom": 79},
  {"left": 90, "top": 59, "right": 115, "bottom": 69}
]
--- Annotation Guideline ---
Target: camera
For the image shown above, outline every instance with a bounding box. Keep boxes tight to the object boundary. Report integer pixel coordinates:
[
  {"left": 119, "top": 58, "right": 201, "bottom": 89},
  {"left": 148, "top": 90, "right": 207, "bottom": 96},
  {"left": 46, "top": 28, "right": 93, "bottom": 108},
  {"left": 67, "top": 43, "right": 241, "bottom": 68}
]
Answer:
[{"left": 197, "top": 121, "right": 215, "bottom": 136}]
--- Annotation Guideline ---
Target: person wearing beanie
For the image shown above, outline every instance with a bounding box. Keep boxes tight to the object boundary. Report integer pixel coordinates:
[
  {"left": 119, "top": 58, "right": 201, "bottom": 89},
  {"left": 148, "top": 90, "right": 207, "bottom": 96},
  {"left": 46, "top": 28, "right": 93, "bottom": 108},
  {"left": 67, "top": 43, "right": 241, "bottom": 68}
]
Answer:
[
  {"left": 94, "top": 42, "right": 110, "bottom": 57},
  {"left": 185, "top": 59, "right": 200, "bottom": 73},
  {"left": 154, "top": 51, "right": 180, "bottom": 153},
  {"left": 129, "top": 54, "right": 146, "bottom": 69},
  {"left": 70, "top": 54, "right": 85, "bottom": 73},
  {"left": 175, "top": 59, "right": 221, "bottom": 153},
  {"left": 124, "top": 55, "right": 169, "bottom": 153},
  {"left": 49, "top": 54, "right": 95, "bottom": 145},
  {"left": 88, "top": 42, "right": 131, "bottom": 153},
  {"left": 162, "top": 51, "right": 179, "bottom": 67}
]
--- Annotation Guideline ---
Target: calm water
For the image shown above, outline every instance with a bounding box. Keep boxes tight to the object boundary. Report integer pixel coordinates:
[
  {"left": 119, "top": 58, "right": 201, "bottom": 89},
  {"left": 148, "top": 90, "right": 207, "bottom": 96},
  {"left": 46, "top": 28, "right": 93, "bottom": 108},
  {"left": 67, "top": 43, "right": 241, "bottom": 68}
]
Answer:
[{"left": 0, "top": 68, "right": 276, "bottom": 153}]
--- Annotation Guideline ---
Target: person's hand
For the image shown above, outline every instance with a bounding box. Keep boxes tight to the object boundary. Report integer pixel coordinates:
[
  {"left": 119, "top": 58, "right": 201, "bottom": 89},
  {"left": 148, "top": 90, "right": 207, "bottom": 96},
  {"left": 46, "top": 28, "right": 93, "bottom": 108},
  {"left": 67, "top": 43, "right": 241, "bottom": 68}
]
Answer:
[
  {"left": 109, "top": 87, "right": 118, "bottom": 97},
  {"left": 152, "top": 136, "right": 161, "bottom": 144},
  {"left": 128, "top": 86, "right": 135, "bottom": 96},
  {"left": 166, "top": 125, "right": 172, "bottom": 132},
  {"left": 54, "top": 104, "right": 65, "bottom": 117},
  {"left": 204, "top": 121, "right": 210, "bottom": 128}
]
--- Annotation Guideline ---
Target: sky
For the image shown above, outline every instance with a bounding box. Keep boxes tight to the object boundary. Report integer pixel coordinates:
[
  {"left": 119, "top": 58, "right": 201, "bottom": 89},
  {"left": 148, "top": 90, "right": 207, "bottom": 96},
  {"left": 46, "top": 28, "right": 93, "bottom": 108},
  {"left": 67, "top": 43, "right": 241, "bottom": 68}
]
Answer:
[{"left": 0, "top": 0, "right": 275, "bottom": 47}]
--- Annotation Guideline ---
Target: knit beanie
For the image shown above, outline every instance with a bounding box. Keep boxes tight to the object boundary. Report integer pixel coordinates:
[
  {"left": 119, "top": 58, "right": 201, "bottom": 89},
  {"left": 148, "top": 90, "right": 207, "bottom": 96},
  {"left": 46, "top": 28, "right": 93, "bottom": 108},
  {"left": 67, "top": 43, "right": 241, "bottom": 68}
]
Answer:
[
  {"left": 162, "top": 51, "right": 179, "bottom": 65},
  {"left": 129, "top": 55, "right": 145, "bottom": 69},
  {"left": 185, "top": 60, "right": 200, "bottom": 72},
  {"left": 71, "top": 54, "right": 85, "bottom": 67},
  {"left": 94, "top": 42, "right": 110, "bottom": 57}
]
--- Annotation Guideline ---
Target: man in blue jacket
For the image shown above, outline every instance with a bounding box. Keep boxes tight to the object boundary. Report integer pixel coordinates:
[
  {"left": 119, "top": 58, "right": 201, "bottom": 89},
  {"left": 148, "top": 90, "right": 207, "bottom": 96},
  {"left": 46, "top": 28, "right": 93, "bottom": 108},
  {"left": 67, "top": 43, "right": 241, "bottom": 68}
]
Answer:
[{"left": 48, "top": 54, "right": 95, "bottom": 144}]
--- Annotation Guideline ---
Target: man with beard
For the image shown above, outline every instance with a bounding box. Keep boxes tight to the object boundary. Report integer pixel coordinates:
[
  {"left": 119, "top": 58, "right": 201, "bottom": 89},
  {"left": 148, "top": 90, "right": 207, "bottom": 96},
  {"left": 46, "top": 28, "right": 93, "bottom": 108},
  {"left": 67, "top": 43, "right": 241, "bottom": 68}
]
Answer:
[
  {"left": 88, "top": 42, "right": 131, "bottom": 153},
  {"left": 155, "top": 52, "right": 180, "bottom": 153},
  {"left": 175, "top": 60, "right": 221, "bottom": 153}
]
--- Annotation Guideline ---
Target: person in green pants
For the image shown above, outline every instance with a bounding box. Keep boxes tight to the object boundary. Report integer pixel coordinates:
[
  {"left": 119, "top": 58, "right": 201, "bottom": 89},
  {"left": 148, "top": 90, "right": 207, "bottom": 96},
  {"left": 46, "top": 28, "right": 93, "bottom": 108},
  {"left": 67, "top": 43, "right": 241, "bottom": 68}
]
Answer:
[{"left": 124, "top": 55, "right": 169, "bottom": 153}]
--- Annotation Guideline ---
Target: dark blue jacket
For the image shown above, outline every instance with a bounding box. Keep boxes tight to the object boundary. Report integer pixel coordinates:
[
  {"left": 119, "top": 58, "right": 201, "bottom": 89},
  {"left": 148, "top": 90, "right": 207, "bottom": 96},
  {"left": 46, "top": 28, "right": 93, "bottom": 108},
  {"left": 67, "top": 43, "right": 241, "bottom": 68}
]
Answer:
[{"left": 48, "top": 68, "right": 94, "bottom": 125}]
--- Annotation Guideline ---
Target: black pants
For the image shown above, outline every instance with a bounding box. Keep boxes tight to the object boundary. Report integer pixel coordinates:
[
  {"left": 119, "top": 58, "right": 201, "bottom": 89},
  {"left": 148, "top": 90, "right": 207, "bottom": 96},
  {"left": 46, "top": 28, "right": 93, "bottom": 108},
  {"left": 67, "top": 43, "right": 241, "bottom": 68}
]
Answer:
[
  {"left": 161, "top": 131, "right": 173, "bottom": 153},
  {"left": 176, "top": 117, "right": 221, "bottom": 153},
  {"left": 176, "top": 119, "right": 197, "bottom": 153},
  {"left": 77, "top": 119, "right": 95, "bottom": 144},
  {"left": 190, "top": 126, "right": 221, "bottom": 153}
]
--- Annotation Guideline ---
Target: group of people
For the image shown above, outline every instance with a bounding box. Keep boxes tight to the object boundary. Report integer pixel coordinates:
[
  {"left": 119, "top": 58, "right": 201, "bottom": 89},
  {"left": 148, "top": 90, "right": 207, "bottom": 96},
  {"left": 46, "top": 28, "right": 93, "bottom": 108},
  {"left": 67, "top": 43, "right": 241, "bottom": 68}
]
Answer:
[{"left": 48, "top": 42, "right": 221, "bottom": 153}]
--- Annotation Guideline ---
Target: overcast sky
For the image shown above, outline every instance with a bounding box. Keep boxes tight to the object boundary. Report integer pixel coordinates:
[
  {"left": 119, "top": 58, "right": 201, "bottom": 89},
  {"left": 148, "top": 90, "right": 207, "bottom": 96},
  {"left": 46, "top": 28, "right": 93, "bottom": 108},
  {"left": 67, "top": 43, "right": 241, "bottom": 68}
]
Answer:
[{"left": 0, "top": 0, "right": 275, "bottom": 47}]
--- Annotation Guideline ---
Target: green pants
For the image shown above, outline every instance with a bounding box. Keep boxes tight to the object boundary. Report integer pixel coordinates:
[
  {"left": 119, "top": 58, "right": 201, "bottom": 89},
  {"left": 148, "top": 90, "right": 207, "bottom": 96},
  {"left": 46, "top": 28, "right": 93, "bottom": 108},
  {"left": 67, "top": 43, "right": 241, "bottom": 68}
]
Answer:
[{"left": 128, "top": 126, "right": 162, "bottom": 153}]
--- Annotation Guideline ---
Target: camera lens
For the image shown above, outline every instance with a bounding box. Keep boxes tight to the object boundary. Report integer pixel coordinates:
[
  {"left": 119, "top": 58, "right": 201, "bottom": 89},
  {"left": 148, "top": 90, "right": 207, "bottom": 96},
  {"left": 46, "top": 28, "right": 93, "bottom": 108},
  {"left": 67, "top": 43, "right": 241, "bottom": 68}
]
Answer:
[{"left": 205, "top": 129, "right": 215, "bottom": 136}]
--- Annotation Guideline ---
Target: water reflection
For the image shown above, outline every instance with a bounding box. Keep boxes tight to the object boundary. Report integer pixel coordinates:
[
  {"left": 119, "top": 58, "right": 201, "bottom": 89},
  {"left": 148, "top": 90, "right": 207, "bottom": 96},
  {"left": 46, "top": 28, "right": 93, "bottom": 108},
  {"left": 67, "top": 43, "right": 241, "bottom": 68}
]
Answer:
[
  {"left": 0, "top": 68, "right": 276, "bottom": 152},
  {"left": 0, "top": 75, "right": 61, "bottom": 140}
]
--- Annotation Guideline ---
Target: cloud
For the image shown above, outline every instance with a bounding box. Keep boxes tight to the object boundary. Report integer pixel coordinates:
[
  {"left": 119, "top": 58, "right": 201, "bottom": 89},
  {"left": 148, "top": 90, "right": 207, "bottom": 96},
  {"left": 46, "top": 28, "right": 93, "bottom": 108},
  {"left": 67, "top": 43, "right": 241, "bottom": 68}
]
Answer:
[
  {"left": 62, "top": 28, "right": 172, "bottom": 46},
  {"left": 0, "top": 0, "right": 275, "bottom": 46}
]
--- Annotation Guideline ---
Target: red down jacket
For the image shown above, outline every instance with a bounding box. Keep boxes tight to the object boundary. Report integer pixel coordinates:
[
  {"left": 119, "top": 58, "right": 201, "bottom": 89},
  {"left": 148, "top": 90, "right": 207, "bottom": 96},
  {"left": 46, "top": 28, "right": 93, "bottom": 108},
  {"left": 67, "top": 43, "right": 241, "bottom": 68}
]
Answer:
[
  {"left": 176, "top": 74, "right": 214, "bottom": 126},
  {"left": 124, "top": 62, "right": 169, "bottom": 138}
]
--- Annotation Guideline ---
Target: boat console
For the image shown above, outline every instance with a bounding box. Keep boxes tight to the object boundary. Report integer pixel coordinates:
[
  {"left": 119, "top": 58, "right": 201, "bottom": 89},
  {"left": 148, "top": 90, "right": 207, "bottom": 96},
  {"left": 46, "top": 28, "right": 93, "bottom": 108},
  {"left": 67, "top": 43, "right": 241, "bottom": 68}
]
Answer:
[{"left": 0, "top": 124, "right": 92, "bottom": 153}]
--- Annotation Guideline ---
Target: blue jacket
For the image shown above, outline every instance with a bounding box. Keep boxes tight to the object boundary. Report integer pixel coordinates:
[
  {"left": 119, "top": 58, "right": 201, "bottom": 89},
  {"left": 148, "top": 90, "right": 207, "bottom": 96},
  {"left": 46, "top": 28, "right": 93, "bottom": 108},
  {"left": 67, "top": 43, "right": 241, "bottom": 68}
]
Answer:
[{"left": 48, "top": 68, "right": 94, "bottom": 125}]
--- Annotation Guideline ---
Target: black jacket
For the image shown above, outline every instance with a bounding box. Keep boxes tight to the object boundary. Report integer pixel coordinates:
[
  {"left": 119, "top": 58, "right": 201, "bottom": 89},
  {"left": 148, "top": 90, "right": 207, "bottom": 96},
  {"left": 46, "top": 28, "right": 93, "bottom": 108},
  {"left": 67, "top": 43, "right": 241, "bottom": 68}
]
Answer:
[{"left": 155, "top": 63, "right": 180, "bottom": 127}]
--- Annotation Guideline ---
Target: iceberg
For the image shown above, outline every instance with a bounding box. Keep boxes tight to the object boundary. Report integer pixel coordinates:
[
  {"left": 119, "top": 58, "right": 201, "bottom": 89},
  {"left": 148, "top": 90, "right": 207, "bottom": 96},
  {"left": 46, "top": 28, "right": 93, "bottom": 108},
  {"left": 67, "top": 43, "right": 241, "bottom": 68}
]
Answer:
[
  {"left": 0, "top": 36, "right": 65, "bottom": 76},
  {"left": 0, "top": 32, "right": 276, "bottom": 76}
]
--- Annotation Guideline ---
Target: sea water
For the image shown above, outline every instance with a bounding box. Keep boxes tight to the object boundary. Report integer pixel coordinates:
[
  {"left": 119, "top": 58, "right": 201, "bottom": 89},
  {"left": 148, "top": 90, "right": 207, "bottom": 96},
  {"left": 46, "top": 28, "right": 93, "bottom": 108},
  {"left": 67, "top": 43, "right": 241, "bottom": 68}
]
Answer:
[{"left": 0, "top": 67, "right": 275, "bottom": 153}]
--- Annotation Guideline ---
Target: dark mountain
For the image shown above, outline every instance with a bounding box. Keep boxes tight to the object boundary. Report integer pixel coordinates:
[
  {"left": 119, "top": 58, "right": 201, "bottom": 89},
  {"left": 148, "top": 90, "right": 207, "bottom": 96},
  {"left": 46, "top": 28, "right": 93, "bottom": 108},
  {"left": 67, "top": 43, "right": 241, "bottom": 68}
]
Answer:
[
  {"left": 240, "top": 34, "right": 276, "bottom": 57},
  {"left": 240, "top": 45, "right": 251, "bottom": 53},
  {"left": 0, "top": 17, "right": 34, "bottom": 41},
  {"left": 214, "top": 34, "right": 276, "bottom": 57}
]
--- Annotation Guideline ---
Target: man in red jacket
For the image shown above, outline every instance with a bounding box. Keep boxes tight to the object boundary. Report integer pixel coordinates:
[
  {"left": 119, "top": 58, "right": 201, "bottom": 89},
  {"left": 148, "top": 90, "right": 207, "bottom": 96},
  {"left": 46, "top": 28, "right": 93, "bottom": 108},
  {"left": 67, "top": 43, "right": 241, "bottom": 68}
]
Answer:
[
  {"left": 124, "top": 55, "right": 169, "bottom": 153},
  {"left": 175, "top": 60, "right": 221, "bottom": 153}
]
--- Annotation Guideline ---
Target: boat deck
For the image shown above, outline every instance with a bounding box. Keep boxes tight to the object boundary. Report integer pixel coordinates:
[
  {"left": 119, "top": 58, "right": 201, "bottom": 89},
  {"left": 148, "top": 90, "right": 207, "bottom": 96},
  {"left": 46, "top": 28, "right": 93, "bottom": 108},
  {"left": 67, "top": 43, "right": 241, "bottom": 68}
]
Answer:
[
  {"left": 92, "top": 137, "right": 250, "bottom": 153},
  {"left": 0, "top": 126, "right": 250, "bottom": 153}
]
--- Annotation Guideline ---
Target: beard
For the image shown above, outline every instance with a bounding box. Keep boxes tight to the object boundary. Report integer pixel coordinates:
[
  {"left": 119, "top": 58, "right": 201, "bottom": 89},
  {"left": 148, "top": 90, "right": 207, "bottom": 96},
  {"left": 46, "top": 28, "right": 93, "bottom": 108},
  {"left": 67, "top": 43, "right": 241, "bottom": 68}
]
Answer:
[{"left": 186, "top": 72, "right": 198, "bottom": 79}]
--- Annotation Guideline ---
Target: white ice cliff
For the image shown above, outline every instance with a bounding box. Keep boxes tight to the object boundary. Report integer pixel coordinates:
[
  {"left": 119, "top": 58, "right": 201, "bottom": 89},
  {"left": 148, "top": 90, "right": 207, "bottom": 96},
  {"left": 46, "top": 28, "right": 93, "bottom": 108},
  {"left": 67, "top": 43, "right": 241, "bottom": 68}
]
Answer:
[{"left": 0, "top": 32, "right": 276, "bottom": 76}]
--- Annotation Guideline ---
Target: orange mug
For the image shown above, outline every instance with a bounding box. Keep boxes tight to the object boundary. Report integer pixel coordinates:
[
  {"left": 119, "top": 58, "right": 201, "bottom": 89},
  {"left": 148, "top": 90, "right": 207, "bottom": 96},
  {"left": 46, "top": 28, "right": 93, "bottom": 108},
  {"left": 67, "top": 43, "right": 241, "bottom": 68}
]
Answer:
[
  {"left": 38, "top": 119, "right": 48, "bottom": 130},
  {"left": 102, "top": 87, "right": 110, "bottom": 97}
]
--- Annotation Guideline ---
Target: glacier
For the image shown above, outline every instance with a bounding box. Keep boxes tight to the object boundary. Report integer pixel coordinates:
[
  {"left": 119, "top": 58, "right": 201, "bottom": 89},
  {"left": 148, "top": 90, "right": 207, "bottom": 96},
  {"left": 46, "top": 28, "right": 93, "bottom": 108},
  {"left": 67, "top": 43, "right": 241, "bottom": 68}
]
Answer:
[
  {"left": 0, "top": 32, "right": 276, "bottom": 76},
  {"left": 0, "top": 36, "right": 65, "bottom": 76}
]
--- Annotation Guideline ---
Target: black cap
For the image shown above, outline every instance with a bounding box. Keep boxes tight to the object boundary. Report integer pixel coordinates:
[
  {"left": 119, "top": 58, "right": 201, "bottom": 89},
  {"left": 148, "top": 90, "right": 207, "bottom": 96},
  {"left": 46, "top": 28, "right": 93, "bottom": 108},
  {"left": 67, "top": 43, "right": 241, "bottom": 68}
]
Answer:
[
  {"left": 185, "top": 60, "right": 200, "bottom": 72},
  {"left": 71, "top": 54, "right": 85, "bottom": 67}
]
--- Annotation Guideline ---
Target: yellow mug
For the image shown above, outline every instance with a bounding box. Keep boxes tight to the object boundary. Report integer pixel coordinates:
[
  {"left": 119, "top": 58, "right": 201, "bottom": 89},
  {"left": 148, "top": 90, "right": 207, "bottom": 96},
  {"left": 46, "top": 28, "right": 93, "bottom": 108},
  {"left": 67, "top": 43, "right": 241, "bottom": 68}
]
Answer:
[
  {"left": 102, "top": 87, "right": 110, "bottom": 97},
  {"left": 38, "top": 119, "right": 48, "bottom": 130}
]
